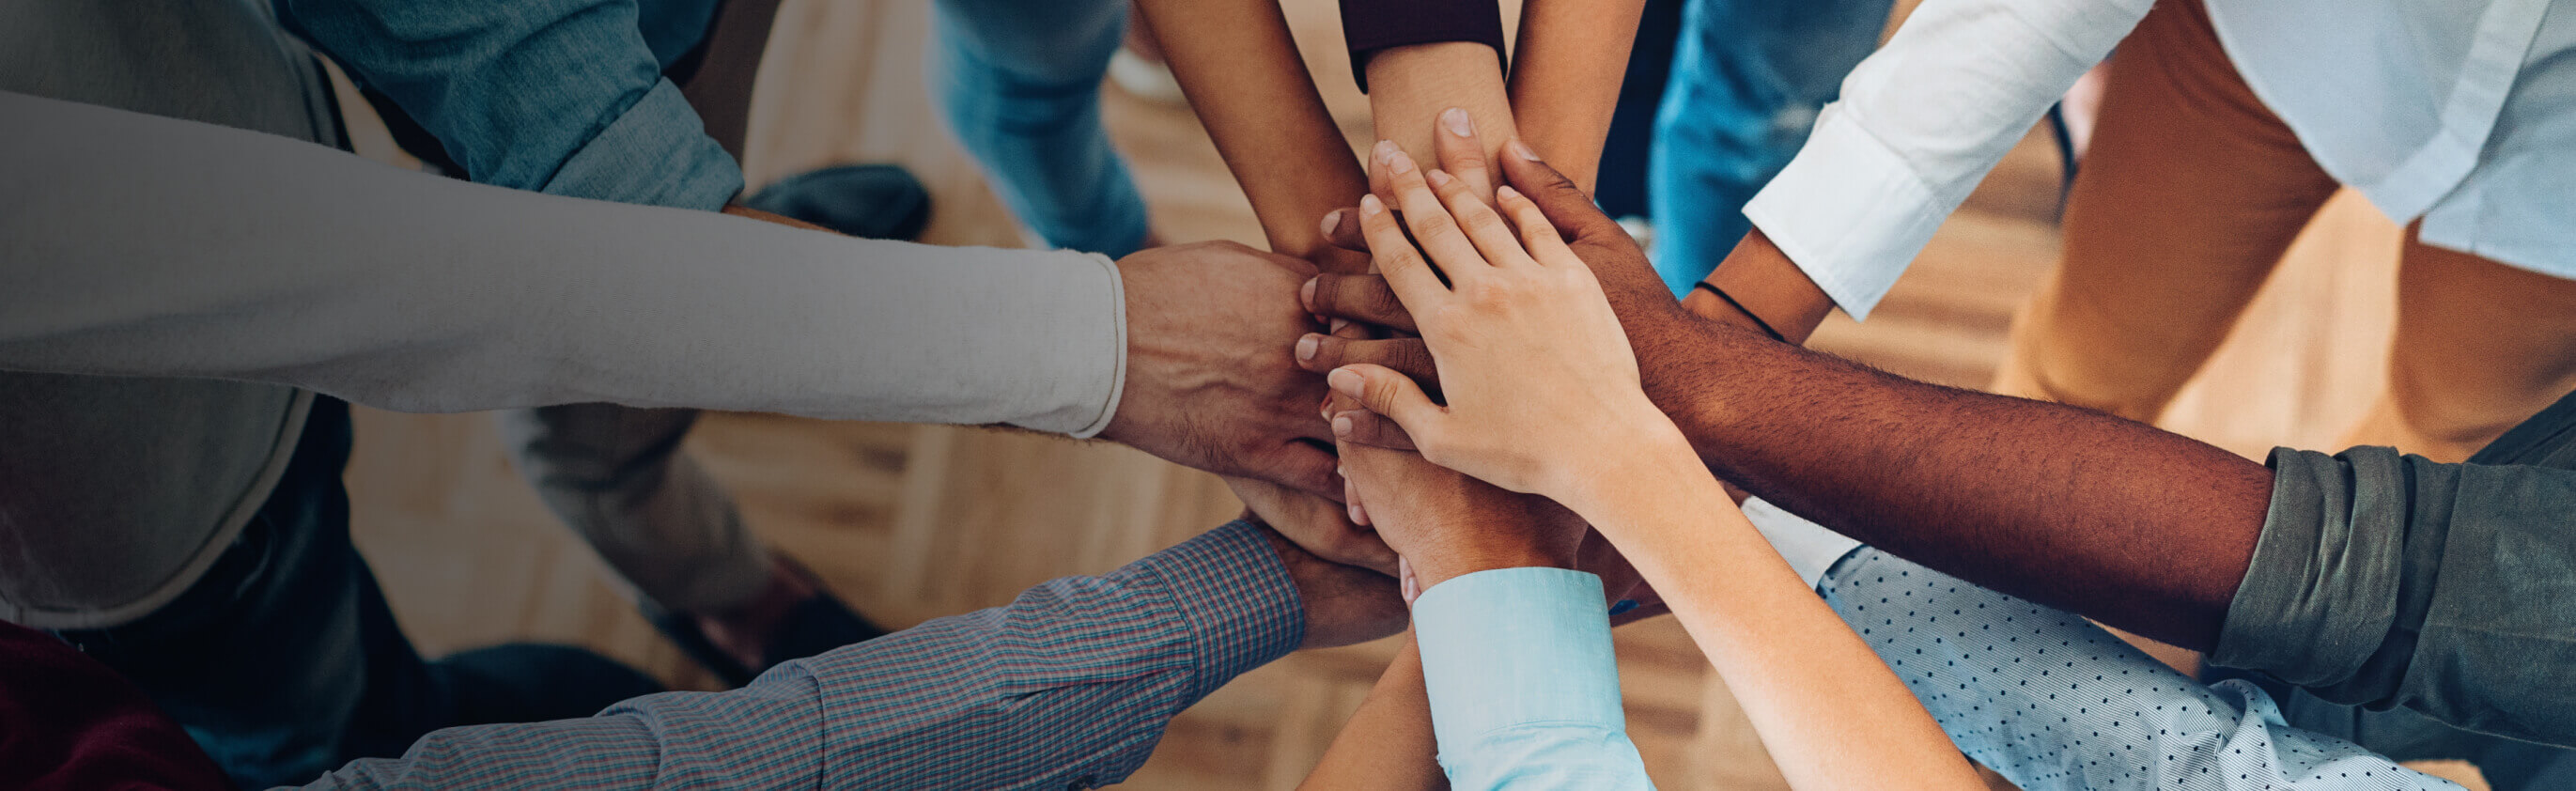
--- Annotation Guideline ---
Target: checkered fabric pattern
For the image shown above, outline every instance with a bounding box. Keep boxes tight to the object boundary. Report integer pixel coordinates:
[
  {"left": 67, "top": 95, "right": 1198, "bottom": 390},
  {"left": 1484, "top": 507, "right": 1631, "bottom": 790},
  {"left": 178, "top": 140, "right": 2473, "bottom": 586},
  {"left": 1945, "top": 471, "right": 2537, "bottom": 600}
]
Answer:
[{"left": 295, "top": 520, "right": 1300, "bottom": 790}]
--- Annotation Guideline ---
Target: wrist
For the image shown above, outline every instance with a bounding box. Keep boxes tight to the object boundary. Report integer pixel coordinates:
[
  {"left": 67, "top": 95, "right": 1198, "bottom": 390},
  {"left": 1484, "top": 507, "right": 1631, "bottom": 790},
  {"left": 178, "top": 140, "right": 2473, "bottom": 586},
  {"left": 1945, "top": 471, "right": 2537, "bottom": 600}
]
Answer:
[
  {"left": 1555, "top": 418, "right": 1700, "bottom": 520},
  {"left": 1409, "top": 541, "right": 1575, "bottom": 592},
  {"left": 1699, "top": 228, "right": 1834, "bottom": 345}
]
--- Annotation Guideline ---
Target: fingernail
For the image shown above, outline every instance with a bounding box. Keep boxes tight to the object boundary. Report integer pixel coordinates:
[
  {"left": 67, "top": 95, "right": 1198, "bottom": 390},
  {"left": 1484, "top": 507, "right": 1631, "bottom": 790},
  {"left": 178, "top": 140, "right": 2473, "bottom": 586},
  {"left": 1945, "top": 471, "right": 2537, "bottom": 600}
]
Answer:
[
  {"left": 1359, "top": 194, "right": 1385, "bottom": 216},
  {"left": 1373, "top": 139, "right": 1400, "bottom": 163},
  {"left": 1328, "top": 317, "right": 1350, "bottom": 333},
  {"left": 1336, "top": 464, "right": 1347, "bottom": 479},
  {"left": 1608, "top": 599, "right": 1638, "bottom": 616},
  {"left": 1327, "top": 367, "right": 1362, "bottom": 395},
  {"left": 1350, "top": 501, "right": 1370, "bottom": 526},
  {"left": 1385, "top": 148, "right": 1416, "bottom": 175},
  {"left": 1320, "top": 209, "right": 1342, "bottom": 239},
  {"left": 1497, "top": 185, "right": 1521, "bottom": 203},
  {"left": 1332, "top": 413, "right": 1353, "bottom": 437},
  {"left": 1301, "top": 277, "right": 1319, "bottom": 311},
  {"left": 1510, "top": 139, "right": 1540, "bottom": 161},
  {"left": 1296, "top": 333, "right": 1319, "bottom": 361},
  {"left": 1426, "top": 169, "right": 1452, "bottom": 188},
  {"left": 1441, "top": 107, "right": 1473, "bottom": 138}
]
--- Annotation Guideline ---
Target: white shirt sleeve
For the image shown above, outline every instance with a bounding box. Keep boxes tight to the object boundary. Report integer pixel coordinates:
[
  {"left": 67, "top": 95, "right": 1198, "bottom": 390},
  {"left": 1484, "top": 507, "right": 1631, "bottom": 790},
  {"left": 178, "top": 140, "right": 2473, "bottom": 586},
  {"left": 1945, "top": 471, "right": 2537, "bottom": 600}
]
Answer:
[
  {"left": 0, "top": 91, "right": 1125, "bottom": 437},
  {"left": 1742, "top": 0, "right": 2151, "bottom": 319}
]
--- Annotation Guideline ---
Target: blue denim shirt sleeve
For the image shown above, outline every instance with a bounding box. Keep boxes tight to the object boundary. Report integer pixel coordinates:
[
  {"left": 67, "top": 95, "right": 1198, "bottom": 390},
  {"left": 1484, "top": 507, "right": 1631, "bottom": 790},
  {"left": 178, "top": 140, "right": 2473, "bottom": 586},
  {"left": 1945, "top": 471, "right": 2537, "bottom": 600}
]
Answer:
[
  {"left": 1412, "top": 567, "right": 1655, "bottom": 791},
  {"left": 292, "top": 521, "right": 1301, "bottom": 789},
  {"left": 276, "top": 0, "right": 742, "bottom": 210}
]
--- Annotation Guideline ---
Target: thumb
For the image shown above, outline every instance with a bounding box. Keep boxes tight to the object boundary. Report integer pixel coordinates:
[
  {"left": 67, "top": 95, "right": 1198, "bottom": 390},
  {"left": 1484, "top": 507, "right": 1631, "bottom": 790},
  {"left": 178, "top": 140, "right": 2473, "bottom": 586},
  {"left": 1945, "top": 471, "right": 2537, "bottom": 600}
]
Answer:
[
  {"left": 1496, "top": 138, "right": 1622, "bottom": 244},
  {"left": 1327, "top": 364, "right": 1444, "bottom": 443}
]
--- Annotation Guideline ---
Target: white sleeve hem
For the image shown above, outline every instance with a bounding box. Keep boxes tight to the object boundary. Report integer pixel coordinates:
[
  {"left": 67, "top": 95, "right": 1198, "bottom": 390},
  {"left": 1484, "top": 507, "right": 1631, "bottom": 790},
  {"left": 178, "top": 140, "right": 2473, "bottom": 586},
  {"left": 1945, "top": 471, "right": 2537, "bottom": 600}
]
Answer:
[
  {"left": 1063, "top": 252, "right": 1125, "bottom": 439},
  {"left": 1741, "top": 106, "right": 1949, "bottom": 321}
]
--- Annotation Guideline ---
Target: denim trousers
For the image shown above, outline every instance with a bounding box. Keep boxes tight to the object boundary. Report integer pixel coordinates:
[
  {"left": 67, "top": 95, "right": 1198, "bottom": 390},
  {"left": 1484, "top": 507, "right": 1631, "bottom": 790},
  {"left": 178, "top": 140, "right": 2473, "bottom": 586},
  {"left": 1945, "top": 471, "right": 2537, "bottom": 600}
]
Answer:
[
  {"left": 930, "top": 0, "right": 1150, "bottom": 257},
  {"left": 1647, "top": 0, "right": 1891, "bottom": 296}
]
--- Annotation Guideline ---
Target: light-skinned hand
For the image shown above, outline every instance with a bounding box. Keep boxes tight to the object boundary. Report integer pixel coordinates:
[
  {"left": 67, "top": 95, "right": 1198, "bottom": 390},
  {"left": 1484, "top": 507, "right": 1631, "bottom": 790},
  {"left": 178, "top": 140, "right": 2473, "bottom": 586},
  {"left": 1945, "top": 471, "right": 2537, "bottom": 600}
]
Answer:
[
  {"left": 1325, "top": 140, "right": 1685, "bottom": 502},
  {"left": 1104, "top": 240, "right": 1346, "bottom": 502}
]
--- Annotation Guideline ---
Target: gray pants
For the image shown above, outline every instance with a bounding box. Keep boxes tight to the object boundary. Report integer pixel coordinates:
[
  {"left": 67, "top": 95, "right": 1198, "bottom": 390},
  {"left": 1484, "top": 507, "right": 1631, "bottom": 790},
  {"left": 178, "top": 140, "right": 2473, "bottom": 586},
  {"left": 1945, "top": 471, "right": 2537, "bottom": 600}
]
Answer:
[{"left": 499, "top": 405, "right": 772, "bottom": 613}]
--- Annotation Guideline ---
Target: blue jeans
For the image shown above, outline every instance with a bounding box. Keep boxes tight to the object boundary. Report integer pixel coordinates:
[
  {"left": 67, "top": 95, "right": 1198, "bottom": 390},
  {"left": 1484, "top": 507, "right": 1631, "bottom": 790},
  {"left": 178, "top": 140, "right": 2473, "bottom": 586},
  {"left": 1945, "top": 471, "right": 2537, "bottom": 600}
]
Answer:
[
  {"left": 1647, "top": 0, "right": 1890, "bottom": 296},
  {"left": 930, "top": 0, "right": 1149, "bottom": 257}
]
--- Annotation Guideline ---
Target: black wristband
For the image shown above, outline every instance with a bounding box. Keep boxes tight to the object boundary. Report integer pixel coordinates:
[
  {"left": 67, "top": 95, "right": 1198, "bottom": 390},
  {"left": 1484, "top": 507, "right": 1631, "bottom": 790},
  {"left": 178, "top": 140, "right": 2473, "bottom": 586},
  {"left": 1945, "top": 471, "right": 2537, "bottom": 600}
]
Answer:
[
  {"left": 1339, "top": 0, "right": 1509, "bottom": 93},
  {"left": 1693, "top": 281, "right": 1786, "bottom": 343}
]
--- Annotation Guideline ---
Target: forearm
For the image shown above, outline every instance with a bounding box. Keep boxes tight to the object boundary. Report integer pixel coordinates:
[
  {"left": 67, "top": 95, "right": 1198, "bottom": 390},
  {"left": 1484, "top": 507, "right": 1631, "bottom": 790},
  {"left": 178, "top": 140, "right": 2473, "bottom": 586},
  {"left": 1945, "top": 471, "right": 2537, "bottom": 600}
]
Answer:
[
  {"left": 304, "top": 522, "right": 1303, "bottom": 789},
  {"left": 1570, "top": 450, "right": 1980, "bottom": 790},
  {"left": 1300, "top": 640, "right": 1448, "bottom": 791},
  {"left": 1638, "top": 315, "right": 2270, "bottom": 650},
  {"left": 2, "top": 93, "right": 1124, "bottom": 434},
  {"left": 1680, "top": 227, "right": 1838, "bottom": 344},
  {"left": 1133, "top": 0, "right": 1369, "bottom": 271},
  {"left": 1367, "top": 42, "right": 1517, "bottom": 193},
  {"left": 1503, "top": 0, "right": 1645, "bottom": 190}
]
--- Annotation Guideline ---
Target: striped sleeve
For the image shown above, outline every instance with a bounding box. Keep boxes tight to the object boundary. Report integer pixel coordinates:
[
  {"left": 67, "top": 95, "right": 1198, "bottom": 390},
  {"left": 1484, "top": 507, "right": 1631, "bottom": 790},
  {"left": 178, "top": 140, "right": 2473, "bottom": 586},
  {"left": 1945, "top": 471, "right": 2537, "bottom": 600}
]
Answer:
[{"left": 292, "top": 520, "right": 1301, "bottom": 790}]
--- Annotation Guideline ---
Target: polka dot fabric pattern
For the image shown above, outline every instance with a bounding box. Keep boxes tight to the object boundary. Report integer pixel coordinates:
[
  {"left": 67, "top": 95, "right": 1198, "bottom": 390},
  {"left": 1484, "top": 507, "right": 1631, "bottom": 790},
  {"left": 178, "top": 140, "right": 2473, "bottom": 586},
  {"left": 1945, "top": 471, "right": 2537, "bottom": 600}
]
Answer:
[{"left": 1817, "top": 549, "right": 2460, "bottom": 791}]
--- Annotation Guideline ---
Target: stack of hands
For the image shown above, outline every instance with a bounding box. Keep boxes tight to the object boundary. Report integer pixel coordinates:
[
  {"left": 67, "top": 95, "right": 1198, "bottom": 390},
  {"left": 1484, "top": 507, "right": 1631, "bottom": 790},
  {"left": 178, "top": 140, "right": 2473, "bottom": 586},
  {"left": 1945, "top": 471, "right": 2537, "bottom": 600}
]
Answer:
[
  {"left": 1304, "top": 128, "right": 1686, "bottom": 610},
  {"left": 1209, "top": 112, "right": 1991, "bottom": 791}
]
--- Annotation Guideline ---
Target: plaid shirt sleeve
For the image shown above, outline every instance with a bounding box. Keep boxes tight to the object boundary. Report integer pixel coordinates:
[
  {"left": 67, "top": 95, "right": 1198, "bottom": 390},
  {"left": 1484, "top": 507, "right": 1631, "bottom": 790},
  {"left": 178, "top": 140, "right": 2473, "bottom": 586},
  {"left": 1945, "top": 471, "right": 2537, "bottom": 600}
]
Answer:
[{"left": 292, "top": 520, "right": 1301, "bottom": 790}]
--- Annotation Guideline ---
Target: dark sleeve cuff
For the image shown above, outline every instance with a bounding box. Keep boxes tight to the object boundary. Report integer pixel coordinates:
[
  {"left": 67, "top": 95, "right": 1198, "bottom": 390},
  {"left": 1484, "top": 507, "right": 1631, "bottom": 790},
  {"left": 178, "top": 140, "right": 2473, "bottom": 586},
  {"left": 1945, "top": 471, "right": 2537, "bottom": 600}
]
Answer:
[
  {"left": 1339, "top": 0, "right": 1509, "bottom": 92},
  {"left": 2211, "top": 446, "right": 2411, "bottom": 692}
]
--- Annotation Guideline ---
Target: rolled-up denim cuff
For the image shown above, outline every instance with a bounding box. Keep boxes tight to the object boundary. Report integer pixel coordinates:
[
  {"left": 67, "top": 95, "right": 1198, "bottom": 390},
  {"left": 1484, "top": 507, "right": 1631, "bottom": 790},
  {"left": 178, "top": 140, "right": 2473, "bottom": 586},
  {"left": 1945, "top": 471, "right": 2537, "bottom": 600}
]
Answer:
[{"left": 543, "top": 80, "right": 743, "bottom": 211}]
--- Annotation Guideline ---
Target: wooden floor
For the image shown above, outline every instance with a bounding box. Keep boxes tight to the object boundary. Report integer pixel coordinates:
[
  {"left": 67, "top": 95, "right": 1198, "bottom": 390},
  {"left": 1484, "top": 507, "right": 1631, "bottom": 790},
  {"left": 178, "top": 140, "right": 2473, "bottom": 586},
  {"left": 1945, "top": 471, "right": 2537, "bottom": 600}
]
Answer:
[{"left": 332, "top": 0, "right": 2485, "bottom": 787}]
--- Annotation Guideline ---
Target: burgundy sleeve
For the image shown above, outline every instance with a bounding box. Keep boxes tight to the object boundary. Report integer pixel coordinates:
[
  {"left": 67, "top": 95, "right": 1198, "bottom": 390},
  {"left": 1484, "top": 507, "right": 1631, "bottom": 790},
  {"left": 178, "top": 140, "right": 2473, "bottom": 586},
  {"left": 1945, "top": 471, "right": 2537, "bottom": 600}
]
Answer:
[{"left": 1339, "top": 0, "right": 1508, "bottom": 92}]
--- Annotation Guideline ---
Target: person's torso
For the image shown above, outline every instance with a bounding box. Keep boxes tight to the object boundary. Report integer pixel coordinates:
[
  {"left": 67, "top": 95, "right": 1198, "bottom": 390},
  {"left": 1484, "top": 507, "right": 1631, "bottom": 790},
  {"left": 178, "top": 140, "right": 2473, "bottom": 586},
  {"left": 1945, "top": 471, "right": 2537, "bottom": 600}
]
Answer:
[
  {"left": 2211, "top": 0, "right": 2576, "bottom": 275},
  {"left": 0, "top": 0, "right": 336, "bottom": 628}
]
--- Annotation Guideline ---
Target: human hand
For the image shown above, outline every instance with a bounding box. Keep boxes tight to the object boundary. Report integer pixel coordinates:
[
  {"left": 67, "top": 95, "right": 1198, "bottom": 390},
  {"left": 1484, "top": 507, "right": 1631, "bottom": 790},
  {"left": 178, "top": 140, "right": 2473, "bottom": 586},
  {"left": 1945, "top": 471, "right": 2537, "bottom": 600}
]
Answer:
[
  {"left": 1324, "top": 141, "right": 1684, "bottom": 501},
  {"left": 1104, "top": 241, "right": 1343, "bottom": 499},
  {"left": 1302, "top": 121, "right": 1694, "bottom": 415},
  {"left": 1249, "top": 521, "right": 1409, "bottom": 649},
  {"left": 1333, "top": 417, "right": 1581, "bottom": 591},
  {"left": 1229, "top": 474, "right": 1398, "bottom": 576},
  {"left": 1322, "top": 138, "right": 1686, "bottom": 338}
]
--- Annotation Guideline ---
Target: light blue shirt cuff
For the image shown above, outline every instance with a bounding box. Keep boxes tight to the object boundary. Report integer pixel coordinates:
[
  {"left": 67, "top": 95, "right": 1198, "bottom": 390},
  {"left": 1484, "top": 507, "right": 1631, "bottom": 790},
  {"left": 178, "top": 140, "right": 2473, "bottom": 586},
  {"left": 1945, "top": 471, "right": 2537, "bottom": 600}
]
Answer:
[{"left": 1415, "top": 567, "right": 1651, "bottom": 789}]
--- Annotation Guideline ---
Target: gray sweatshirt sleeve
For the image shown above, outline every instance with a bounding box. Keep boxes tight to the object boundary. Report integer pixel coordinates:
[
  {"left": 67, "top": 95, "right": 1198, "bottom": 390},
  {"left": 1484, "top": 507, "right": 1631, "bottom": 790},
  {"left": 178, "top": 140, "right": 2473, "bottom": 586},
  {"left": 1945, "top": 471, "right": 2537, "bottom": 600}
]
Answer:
[
  {"left": 0, "top": 91, "right": 1125, "bottom": 437},
  {"left": 2213, "top": 444, "right": 2576, "bottom": 747}
]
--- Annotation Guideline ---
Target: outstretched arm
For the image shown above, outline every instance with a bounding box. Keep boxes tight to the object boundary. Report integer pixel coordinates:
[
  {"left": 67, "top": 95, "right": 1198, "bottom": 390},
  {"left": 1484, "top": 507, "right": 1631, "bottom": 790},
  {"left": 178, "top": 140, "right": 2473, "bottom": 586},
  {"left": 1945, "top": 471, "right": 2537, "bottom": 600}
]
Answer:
[
  {"left": 1504, "top": 0, "right": 1646, "bottom": 192},
  {"left": 1496, "top": 155, "right": 2269, "bottom": 653},
  {"left": 1299, "top": 641, "right": 1448, "bottom": 791},
  {"left": 1129, "top": 0, "right": 1368, "bottom": 269},
  {"left": 303, "top": 522, "right": 1402, "bottom": 789},
  {"left": 1300, "top": 150, "right": 2266, "bottom": 652}
]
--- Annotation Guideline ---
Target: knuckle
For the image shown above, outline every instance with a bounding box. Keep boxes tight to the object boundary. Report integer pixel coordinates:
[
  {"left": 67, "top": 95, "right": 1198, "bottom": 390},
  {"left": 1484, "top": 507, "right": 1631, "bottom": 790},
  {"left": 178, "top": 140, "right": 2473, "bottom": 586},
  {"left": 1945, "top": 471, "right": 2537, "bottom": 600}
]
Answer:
[
  {"left": 1400, "top": 342, "right": 1435, "bottom": 372},
  {"left": 1361, "top": 286, "right": 1404, "bottom": 318},
  {"left": 1458, "top": 207, "right": 1506, "bottom": 236},
  {"left": 1310, "top": 273, "right": 1344, "bottom": 313},
  {"left": 1387, "top": 247, "right": 1430, "bottom": 273}
]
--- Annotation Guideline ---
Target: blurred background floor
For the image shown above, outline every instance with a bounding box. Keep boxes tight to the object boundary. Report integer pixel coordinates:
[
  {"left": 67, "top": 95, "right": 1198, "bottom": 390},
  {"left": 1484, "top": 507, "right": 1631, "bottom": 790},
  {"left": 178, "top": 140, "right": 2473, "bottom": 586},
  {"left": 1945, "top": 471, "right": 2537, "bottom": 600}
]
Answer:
[{"left": 330, "top": 0, "right": 2459, "bottom": 787}]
